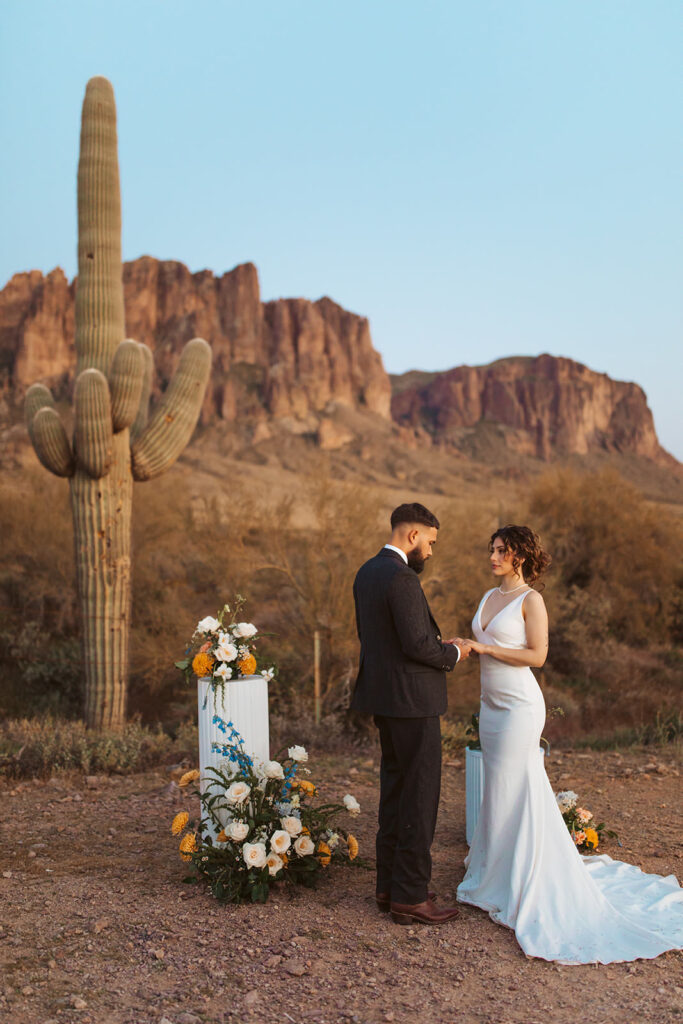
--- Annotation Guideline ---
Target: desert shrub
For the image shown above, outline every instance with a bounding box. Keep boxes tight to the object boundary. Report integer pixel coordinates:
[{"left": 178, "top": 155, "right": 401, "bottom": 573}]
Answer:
[{"left": 0, "top": 715, "right": 193, "bottom": 778}]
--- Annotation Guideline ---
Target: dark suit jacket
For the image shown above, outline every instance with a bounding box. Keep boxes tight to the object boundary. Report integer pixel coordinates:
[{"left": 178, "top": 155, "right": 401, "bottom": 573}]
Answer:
[{"left": 350, "top": 547, "right": 460, "bottom": 717}]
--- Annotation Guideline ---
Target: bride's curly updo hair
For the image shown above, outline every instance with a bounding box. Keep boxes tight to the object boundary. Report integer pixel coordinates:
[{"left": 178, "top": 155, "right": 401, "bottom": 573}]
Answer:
[{"left": 490, "top": 525, "right": 551, "bottom": 586}]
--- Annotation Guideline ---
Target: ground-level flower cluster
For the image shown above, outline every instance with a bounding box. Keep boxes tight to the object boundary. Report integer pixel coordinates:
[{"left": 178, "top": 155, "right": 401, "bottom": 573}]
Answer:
[
  {"left": 555, "top": 790, "right": 618, "bottom": 853},
  {"left": 170, "top": 719, "right": 362, "bottom": 903}
]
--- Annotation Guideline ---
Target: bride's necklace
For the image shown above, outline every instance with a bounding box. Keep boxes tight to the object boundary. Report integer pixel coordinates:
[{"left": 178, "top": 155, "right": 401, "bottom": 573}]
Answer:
[{"left": 497, "top": 581, "right": 527, "bottom": 595}]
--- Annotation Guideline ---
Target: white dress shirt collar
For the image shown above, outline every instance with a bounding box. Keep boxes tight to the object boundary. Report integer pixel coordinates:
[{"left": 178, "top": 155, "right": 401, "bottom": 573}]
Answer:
[{"left": 384, "top": 543, "right": 408, "bottom": 564}]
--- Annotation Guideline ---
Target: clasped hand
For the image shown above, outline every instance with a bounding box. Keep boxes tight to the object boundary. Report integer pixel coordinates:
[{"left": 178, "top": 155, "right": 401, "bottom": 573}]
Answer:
[{"left": 448, "top": 637, "right": 486, "bottom": 659}]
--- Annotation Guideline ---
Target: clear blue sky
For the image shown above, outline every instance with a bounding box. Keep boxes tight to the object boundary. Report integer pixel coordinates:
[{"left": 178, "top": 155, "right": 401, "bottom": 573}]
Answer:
[{"left": 2, "top": 0, "right": 681, "bottom": 457}]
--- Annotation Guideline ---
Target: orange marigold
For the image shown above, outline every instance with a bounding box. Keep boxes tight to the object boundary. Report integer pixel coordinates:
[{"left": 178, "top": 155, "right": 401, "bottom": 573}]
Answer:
[
  {"left": 237, "top": 654, "right": 257, "bottom": 676},
  {"left": 178, "top": 769, "right": 200, "bottom": 788},
  {"left": 295, "top": 779, "right": 316, "bottom": 796},
  {"left": 216, "top": 829, "right": 228, "bottom": 843},
  {"left": 584, "top": 827, "right": 599, "bottom": 850},
  {"left": 179, "top": 833, "right": 198, "bottom": 862},
  {"left": 317, "top": 842, "right": 332, "bottom": 867},
  {"left": 347, "top": 834, "right": 359, "bottom": 861},
  {"left": 192, "top": 652, "right": 215, "bottom": 678},
  {"left": 171, "top": 811, "right": 189, "bottom": 836}
]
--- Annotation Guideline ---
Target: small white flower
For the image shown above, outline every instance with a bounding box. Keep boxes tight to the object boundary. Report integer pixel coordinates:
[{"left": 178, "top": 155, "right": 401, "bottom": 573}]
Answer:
[
  {"left": 213, "top": 663, "right": 233, "bottom": 681},
  {"left": 215, "top": 636, "right": 239, "bottom": 662},
  {"left": 343, "top": 794, "right": 361, "bottom": 816},
  {"left": 266, "top": 852, "right": 284, "bottom": 877},
  {"left": 263, "top": 760, "right": 284, "bottom": 780},
  {"left": 288, "top": 745, "right": 308, "bottom": 763},
  {"left": 280, "top": 816, "right": 303, "bottom": 837},
  {"left": 226, "top": 820, "right": 250, "bottom": 842},
  {"left": 270, "top": 830, "right": 292, "bottom": 855},
  {"left": 196, "top": 615, "right": 220, "bottom": 635},
  {"left": 327, "top": 832, "right": 340, "bottom": 850},
  {"left": 242, "top": 842, "right": 267, "bottom": 869},
  {"left": 225, "top": 781, "right": 251, "bottom": 805},
  {"left": 555, "top": 790, "right": 578, "bottom": 814},
  {"left": 290, "top": 793, "right": 300, "bottom": 808},
  {"left": 293, "top": 835, "right": 315, "bottom": 857},
  {"left": 233, "top": 622, "right": 258, "bottom": 638}
]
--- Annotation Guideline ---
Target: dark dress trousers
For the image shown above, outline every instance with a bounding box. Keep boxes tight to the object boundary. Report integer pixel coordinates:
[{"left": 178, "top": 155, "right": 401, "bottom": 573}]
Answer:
[{"left": 350, "top": 547, "right": 460, "bottom": 904}]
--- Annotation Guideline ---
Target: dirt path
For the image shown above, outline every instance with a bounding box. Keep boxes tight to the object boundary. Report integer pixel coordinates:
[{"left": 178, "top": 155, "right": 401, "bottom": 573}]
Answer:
[{"left": 1, "top": 747, "right": 681, "bottom": 1024}]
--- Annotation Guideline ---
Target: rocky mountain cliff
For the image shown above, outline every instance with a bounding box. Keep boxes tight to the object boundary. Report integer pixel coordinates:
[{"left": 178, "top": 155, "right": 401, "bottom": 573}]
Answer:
[{"left": 0, "top": 257, "right": 674, "bottom": 465}]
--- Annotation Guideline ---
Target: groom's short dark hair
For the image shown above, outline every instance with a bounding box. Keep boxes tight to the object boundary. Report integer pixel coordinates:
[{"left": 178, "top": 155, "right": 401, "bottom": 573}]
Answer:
[{"left": 390, "top": 502, "right": 440, "bottom": 530}]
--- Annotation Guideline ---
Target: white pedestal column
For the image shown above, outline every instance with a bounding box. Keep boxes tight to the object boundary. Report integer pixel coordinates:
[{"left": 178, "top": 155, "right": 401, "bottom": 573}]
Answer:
[{"left": 197, "top": 675, "right": 270, "bottom": 837}]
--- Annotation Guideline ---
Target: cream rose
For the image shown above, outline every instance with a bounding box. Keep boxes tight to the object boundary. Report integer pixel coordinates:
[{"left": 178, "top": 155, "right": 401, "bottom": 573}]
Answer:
[
  {"left": 196, "top": 616, "right": 220, "bottom": 635},
  {"left": 242, "top": 842, "right": 267, "bottom": 868},
  {"left": 280, "top": 816, "right": 303, "bottom": 837},
  {"left": 225, "top": 781, "right": 251, "bottom": 805},
  {"left": 288, "top": 745, "right": 308, "bottom": 762},
  {"left": 215, "top": 636, "right": 239, "bottom": 662},
  {"left": 293, "top": 835, "right": 315, "bottom": 857},
  {"left": 270, "top": 829, "right": 292, "bottom": 855},
  {"left": 343, "top": 794, "right": 361, "bottom": 816},
  {"left": 226, "top": 820, "right": 250, "bottom": 842},
  {"left": 266, "top": 852, "right": 284, "bottom": 877},
  {"left": 264, "top": 760, "right": 285, "bottom": 780},
  {"left": 233, "top": 621, "right": 258, "bottom": 638}
]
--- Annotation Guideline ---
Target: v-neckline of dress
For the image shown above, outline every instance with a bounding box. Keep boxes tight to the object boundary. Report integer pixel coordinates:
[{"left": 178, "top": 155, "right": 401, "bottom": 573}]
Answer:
[{"left": 479, "top": 588, "right": 530, "bottom": 633}]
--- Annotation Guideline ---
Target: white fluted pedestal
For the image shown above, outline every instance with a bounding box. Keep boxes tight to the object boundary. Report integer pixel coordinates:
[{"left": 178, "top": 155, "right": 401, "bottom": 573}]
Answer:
[
  {"left": 197, "top": 675, "right": 270, "bottom": 837},
  {"left": 466, "top": 746, "right": 545, "bottom": 845}
]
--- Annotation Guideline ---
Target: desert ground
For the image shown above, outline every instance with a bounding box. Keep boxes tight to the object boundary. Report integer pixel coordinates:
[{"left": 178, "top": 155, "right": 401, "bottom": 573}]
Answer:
[{"left": 1, "top": 745, "right": 681, "bottom": 1024}]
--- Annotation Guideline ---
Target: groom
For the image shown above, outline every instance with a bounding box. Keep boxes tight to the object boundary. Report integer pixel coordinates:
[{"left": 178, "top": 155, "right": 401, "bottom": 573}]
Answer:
[{"left": 351, "top": 502, "right": 468, "bottom": 926}]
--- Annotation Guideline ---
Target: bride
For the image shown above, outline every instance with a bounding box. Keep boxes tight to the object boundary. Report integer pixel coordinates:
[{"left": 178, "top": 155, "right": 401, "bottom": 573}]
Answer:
[{"left": 456, "top": 524, "right": 683, "bottom": 964}]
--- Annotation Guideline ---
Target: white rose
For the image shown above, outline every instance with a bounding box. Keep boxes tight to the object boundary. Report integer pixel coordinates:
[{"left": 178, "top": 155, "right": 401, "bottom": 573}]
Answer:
[
  {"left": 226, "top": 820, "right": 250, "bottom": 842},
  {"left": 214, "top": 663, "right": 233, "bottom": 681},
  {"left": 281, "top": 816, "right": 303, "bottom": 837},
  {"left": 233, "top": 622, "right": 258, "bottom": 638},
  {"left": 242, "top": 842, "right": 267, "bottom": 869},
  {"left": 288, "top": 745, "right": 308, "bottom": 762},
  {"left": 225, "top": 781, "right": 251, "bottom": 805},
  {"left": 266, "top": 852, "right": 284, "bottom": 877},
  {"left": 293, "top": 835, "right": 315, "bottom": 857},
  {"left": 343, "top": 794, "right": 361, "bottom": 816},
  {"left": 196, "top": 616, "right": 220, "bottom": 635},
  {"left": 270, "top": 830, "right": 292, "bottom": 855},
  {"left": 215, "top": 637, "right": 239, "bottom": 662},
  {"left": 264, "top": 760, "right": 284, "bottom": 780}
]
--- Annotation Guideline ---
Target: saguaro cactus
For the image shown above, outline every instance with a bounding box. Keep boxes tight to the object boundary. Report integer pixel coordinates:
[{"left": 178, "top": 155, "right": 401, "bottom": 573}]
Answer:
[{"left": 24, "top": 77, "right": 211, "bottom": 729}]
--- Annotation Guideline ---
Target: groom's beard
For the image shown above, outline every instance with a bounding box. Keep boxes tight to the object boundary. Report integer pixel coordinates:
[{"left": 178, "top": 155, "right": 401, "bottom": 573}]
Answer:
[{"left": 406, "top": 547, "right": 425, "bottom": 574}]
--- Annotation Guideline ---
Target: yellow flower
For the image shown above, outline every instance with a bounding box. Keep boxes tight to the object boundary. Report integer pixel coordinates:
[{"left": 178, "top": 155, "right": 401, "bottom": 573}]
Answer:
[
  {"left": 216, "top": 829, "right": 228, "bottom": 843},
  {"left": 317, "top": 842, "right": 332, "bottom": 867},
  {"left": 171, "top": 811, "right": 189, "bottom": 836},
  {"left": 179, "top": 833, "right": 198, "bottom": 862},
  {"left": 347, "top": 834, "right": 359, "bottom": 861},
  {"left": 293, "top": 779, "right": 316, "bottom": 797},
  {"left": 584, "top": 827, "right": 599, "bottom": 850},
  {"left": 192, "top": 652, "right": 215, "bottom": 678},
  {"left": 178, "top": 769, "right": 200, "bottom": 788},
  {"left": 237, "top": 654, "right": 257, "bottom": 676}
]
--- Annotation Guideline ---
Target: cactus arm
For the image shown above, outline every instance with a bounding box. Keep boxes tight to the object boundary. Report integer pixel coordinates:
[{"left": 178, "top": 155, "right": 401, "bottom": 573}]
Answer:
[
  {"left": 30, "top": 407, "right": 75, "bottom": 477},
  {"left": 131, "top": 337, "right": 211, "bottom": 481},
  {"left": 74, "top": 368, "right": 114, "bottom": 479},
  {"left": 75, "top": 76, "right": 124, "bottom": 377},
  {"left": 109, "top": 339, "right": 144, "bottom": 432},
  {"left": 130, "top": 342, "right": 154, "bottom": 441},
  {"left": 25, "top": 383, "right": 56, "bottom": 444}
]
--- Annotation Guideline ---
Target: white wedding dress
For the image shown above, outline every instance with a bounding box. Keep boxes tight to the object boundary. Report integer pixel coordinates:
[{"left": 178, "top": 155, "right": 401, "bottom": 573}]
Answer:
[{"left": 456, "top": 588, "right": 683, "bottom": 964}]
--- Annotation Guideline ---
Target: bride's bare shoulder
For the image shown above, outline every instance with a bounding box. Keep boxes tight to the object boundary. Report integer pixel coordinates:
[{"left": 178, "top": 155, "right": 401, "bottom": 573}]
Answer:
[{"left": 523, "top": 588, "right": 547, "bottom": 612}]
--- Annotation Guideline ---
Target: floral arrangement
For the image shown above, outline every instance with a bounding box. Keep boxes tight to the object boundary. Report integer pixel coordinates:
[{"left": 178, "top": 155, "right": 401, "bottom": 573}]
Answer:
[
  {"left": 170, "top": 717, "right": 362, "bottom": 904},
  {"left": 555, "top": 790, "right": 618, "bottom": 853},
  {"left": 175, "top": 596, "right": 275, "bottom": 701}
]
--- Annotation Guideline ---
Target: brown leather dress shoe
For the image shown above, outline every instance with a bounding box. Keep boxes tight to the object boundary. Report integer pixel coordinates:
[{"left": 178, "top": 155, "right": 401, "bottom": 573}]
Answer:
[
  {"left": 389, "top": 898, "right": 459, "bottom": 926},
  {"left": 376, "top": 890, "right": 437, "bottom": 913}
]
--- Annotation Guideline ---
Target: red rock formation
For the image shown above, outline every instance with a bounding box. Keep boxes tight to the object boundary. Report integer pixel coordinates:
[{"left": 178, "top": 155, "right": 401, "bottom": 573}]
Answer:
[
  {"left": 0, "top": 257, "right": 672, "bottom": 464},
  {"left": 391, "top": 355, "right": 670, "bottom": 463}
]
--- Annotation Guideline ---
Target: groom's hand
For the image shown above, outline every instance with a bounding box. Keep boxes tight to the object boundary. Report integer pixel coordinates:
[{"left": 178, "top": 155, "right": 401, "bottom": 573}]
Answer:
[{"left": 449, "top": 638, "right": 472, "bottom": 660}]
